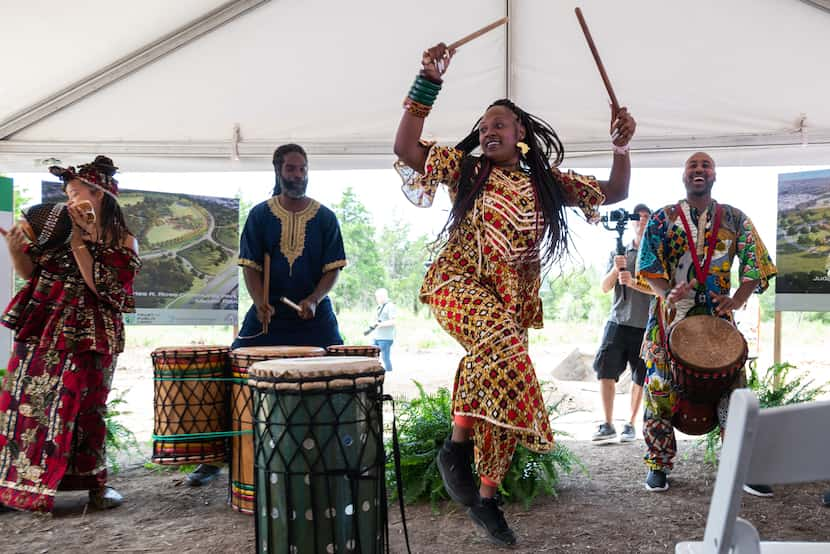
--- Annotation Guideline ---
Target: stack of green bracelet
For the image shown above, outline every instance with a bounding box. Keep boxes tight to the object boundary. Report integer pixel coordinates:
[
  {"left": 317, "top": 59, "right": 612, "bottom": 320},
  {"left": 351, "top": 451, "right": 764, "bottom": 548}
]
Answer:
[{"left": 408, "top": 74, "right": 442, "bottom": 107}]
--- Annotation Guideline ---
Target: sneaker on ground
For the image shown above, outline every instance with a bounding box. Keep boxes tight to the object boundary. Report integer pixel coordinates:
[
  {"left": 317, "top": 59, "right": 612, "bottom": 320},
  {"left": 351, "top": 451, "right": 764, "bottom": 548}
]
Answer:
[
  {"left": 89, "top": 486, "right": 124, "bottom": 509},
  {"left": 467, "top": 495, "right": 517, "bottom": 546},
  {"left": 822, "top": 490, "right": 830, "bottom": 507},
  {"left": 645, "top": 469, "right": 669, "bottom": 492},
  {"left": 436, "top": 438, "right": 479, "bottom": 507},
  {"left": 185, "top": 463, "right": 222, "bottom": 487},
  {"left": 592, "top": 422, "right": 617, "bottom": 443},
  {"left": 620, "top": 423, "right": 636, "bottom": 442},
  {"left": 743, "top": 484, "right": 774, "bottom": 497}
]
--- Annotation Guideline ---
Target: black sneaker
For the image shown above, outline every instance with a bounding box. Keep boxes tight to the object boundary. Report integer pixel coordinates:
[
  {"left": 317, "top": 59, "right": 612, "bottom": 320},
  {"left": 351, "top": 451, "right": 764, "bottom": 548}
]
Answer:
[
  {"left": 620, "top": 423, "right": 636, "bottom": 442},
  {"left": 743, "top": 484, "right": 773, "bottom": 497},
  {"left": 822, "top": 490, "right": 830, "bottom": 507},
  {"left": 645, "top": 469, "right": 669, "bottom": 492},
  {"left": 436, "top": 438, "right": 479, "bottom": 507},
  {"left": 467, "top": 495, "right": 517, "bottom": 546},
  {"left": 185, "top": 464, "right": 221, "bottom": 487},
  {"left": 592, "top": 422, "right": 617, "bottom": 444}
]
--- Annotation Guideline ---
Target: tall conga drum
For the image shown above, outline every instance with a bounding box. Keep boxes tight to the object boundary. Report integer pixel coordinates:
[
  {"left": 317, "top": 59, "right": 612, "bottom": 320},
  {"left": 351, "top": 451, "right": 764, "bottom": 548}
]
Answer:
[
  {"left": 151, "top": 346, "right": 230, "bottom": 464},
  {"left": 249, "top": 356, "right": 386, "bottom": 554},
  {"left": 229, "top": 346, "right": 326, "bottom": 514},
  {"left": 326, "top": 344, "right": 381, "bottom": 358}
]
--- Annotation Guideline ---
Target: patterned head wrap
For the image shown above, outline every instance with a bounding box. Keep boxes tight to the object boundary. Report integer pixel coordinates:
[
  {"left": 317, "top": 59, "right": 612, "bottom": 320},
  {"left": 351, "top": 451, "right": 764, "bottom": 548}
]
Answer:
[{"left": 49, "top": 155, "right": 119, "bottom": 198}]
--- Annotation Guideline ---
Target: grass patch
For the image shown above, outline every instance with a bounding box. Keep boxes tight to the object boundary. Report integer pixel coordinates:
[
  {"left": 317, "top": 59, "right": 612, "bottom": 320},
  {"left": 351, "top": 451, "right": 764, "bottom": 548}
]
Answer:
[
  {"left": 179, "top": 240, "right": 233, "bottom": 276},
  {"left": 213, "top": 225, "right": 238, "bottom": 250}
]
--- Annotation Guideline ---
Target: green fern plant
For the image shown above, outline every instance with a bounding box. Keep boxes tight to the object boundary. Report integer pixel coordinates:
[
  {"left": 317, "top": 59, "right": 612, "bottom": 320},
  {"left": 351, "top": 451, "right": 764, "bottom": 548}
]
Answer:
[
  {"left": 499, "top": 398, "right": 586, "bottom": 509},
  {"left": 385, "top": 381, "right": 583, "bottom": 511},
  {"left": 105, "top": 389, "right": 140, "bottom": 474},
  {"left": 700, "top": 362, "right": 828, "bottom": 464}
]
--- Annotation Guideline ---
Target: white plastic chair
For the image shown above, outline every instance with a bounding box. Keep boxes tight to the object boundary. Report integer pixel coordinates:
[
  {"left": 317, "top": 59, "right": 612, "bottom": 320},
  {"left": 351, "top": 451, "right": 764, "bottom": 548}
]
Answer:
[{"left": 676, "top": 388, "right": 830, "bottom": 553}]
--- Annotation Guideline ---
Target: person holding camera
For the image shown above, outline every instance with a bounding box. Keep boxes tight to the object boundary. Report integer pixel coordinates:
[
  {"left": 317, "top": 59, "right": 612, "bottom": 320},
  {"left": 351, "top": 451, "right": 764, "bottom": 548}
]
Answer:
[
  {"left": 592, "top": 203, "right": 653, "bottom": 444},
  {"left": 366, "top": 288, "right": 396, "bottom": 371}
]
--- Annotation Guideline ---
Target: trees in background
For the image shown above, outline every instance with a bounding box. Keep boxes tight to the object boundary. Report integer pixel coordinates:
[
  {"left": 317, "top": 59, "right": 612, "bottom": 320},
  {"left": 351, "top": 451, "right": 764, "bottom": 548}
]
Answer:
[
  {"left": 332, "top": 188, "right": 386, "bottom": 309},
  {"left": 332, "top": 187, "right": 431, "bottom": 312},
  {"left": 540, "top": 267, "right": 612, "bottom": 323},
  {"left": 377, "top": 219, "right": 431, "bottom": 314}
]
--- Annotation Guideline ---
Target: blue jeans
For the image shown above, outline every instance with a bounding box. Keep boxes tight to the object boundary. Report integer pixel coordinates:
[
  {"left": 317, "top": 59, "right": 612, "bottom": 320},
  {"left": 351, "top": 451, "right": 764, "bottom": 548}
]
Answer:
[{"left": 373, "top": 339, "right": 393, "bottom": 372}]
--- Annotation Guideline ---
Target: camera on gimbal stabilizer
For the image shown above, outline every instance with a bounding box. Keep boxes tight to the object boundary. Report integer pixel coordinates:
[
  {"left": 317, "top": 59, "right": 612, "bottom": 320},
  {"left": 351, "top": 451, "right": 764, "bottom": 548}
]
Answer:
[
  {"left": 600, "top": 208, "right": 640, "bottom": 223},
  {"left": 363, "top": 322, "right": 380, "bottom": 336}
]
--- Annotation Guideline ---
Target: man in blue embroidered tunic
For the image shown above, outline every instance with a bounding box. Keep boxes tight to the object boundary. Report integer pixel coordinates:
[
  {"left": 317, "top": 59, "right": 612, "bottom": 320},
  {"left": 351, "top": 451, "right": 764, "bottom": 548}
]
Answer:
[
  {"left": 187, "top": 144, "right": 347, "bottom": 486},
  {"left": 233, "top": 143, "right": 347, "bottom": 349}
]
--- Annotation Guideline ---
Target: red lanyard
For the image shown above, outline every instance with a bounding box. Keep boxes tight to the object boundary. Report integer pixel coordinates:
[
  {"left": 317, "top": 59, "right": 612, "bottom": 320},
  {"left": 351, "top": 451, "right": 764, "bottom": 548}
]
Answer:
[{"left": 676, "top": 202, "right": 723, "bottom": 287}]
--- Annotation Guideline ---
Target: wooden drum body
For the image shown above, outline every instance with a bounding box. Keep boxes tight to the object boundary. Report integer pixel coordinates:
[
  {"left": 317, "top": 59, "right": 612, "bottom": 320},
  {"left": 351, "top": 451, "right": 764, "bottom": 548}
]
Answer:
[
  {"left": 249, "top": 356, "right": 385, "bottom": 554},
  {"left": 228, "top": 346, "right": 325, "bottom": 514},
  {"left": 151, "top": 346, "right": 230, "bottom": 465},
  {"left": 672, "top": 397, "right": 719, "bottom": 435}
]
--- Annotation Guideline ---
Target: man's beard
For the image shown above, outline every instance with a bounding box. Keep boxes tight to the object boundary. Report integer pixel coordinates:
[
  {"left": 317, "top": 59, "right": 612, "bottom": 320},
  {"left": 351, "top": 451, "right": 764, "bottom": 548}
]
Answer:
[{"left": 278, "top": 175, "right": 308, "bottom": 199}]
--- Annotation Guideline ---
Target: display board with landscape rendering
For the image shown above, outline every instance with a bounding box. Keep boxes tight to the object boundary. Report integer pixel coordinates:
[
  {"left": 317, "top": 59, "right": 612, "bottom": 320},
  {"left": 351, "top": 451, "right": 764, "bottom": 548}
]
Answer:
[{"left": 775, "top": 169, "right": 830, "bottom": 311}]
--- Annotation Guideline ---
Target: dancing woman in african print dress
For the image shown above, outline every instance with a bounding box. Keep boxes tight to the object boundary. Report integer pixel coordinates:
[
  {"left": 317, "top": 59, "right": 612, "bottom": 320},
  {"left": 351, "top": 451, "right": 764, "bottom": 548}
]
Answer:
[
  {"left": 393, "top": 42, "right": 636, "bottom": 545},
  {"left": 0, "top": 156, "right": 140, "bottom": 512}
]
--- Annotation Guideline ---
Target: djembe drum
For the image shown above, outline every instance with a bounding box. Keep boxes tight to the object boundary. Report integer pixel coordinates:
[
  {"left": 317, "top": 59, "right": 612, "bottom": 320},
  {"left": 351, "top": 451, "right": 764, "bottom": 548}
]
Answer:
[
  {"left": 668, "top": 315, "right": 748, "bottom": 435},
  {"left": 151, "top": 346, "right": 230, "bottom": 464},
  {"left": 249, "top": 356, "right": 386, "bottom": 554},
  {"left": 229, "top": 346, "right": 326, "bottom": 514},
  {"left": 326, "top": 345, "right": 381, "bottom": 358},
  {"left": 668, "top": 315, "right": 747, "bottom": 404}
]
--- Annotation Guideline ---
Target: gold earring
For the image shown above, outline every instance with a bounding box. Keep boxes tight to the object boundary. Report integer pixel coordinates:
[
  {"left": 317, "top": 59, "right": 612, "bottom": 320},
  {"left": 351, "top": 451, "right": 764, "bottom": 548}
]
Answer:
[{"left": 516, "top": 141, "right": 530, "bottom": 155}]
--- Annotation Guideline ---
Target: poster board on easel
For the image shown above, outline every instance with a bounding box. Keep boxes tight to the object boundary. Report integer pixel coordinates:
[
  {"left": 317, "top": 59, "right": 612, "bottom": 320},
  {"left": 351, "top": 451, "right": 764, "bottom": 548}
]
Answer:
[
  {"left": 774, "top": 169, "right": 830, "bottom": 363},
  {"left": 0, "top": 177, "right": 13, "bottom": 368}
]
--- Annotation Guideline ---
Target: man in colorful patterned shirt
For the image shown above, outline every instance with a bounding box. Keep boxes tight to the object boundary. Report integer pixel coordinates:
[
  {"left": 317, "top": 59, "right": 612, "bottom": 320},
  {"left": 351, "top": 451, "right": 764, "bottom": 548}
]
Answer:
[{"left": 636, "top": 152, "right": 776, "bottom": 493}]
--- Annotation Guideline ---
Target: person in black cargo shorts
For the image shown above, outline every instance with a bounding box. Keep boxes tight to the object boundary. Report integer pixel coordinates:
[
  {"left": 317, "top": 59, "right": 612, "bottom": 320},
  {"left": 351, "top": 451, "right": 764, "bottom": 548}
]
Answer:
[{"left": 592, "top": 203, "right": 654, "bottom": 444}]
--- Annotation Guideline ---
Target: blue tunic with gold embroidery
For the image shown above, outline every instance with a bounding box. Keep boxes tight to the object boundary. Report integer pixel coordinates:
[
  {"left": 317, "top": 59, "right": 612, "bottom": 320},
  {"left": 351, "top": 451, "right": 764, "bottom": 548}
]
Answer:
[{"left": 233, "top": 196, "right": 347, "bottom": 348}]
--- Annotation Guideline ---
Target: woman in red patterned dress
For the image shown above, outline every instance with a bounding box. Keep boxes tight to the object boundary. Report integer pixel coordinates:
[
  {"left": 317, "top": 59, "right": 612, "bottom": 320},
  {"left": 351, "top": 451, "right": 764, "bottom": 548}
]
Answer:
[
  {"left": 0, "top": 156, "right": 140, "bottom": 512},
  {"left": 393, "top": 43, "right": 636, "bottom": 544}
]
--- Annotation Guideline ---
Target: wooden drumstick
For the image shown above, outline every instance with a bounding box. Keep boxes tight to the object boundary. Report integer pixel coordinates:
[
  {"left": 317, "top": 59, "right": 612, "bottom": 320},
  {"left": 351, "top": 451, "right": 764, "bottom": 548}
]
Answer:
[
  {"left": 574, "top": 7, "right": 620, "bottom": 114},
  {"left": 262, "top": 253, "right": 271, "bottom": 334},
  {"left": 280, "top": 296, "right": 303, "bottom": 315},
  {"left": 448, "top": 17, "right": 509, "bottom": 51}
]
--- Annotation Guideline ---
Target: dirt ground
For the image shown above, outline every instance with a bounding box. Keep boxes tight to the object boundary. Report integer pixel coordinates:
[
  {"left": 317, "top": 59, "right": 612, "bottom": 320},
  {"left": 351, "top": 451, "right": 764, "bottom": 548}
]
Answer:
[
  {"left": 0, "top": 440, "right": 828, "bottom": 554},
  {"left": 1, "top": 345, "right": 829, "bottom": 553}
]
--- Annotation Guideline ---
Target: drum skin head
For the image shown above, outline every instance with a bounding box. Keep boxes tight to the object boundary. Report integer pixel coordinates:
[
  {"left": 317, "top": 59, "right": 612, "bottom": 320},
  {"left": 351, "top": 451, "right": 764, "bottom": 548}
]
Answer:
[
  {"left": 326, "top": 345, "right": 381, "bottom": 357},
  {"left": 232, "top": 345, "right": 326, "bottom": 358},
  {"left": 152, "top": 345, "right": 230, "bottom": 355},
  {"left": 249, "top": 356, "right": 384, "bottom": 390},
  {"left": 668, "top": 315, "right": 746, "bottom": 371}
]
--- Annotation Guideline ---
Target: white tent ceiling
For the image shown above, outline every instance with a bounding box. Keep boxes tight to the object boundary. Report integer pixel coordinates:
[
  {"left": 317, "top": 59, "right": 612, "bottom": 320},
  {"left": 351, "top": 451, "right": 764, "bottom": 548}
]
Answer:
[{"left": 1, "top": 0, "right": 829, "bottom": 172}]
